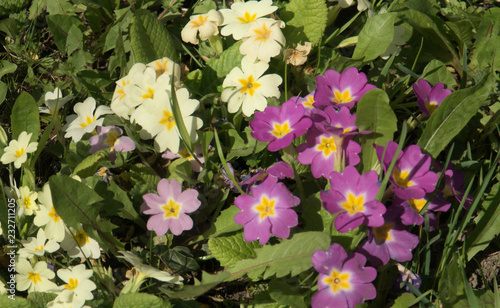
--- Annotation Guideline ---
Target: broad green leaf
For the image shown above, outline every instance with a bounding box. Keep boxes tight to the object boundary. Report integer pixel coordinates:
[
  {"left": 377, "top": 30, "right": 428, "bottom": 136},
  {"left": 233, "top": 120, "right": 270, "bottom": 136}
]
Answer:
[
  {"left": 160, "top": 271, "right": 230, "bottom": 299},
  {"left": 454, "top": 290, "right": 497, "bottom": 308},
  {"left": 167, "top": 158, "right": 193, "bottom": 185},
  {"left": 421, "top": 59, "right": 457, "bottom": 89},
  {"left": 66, "top": 24, "right": 83, "bottom": 55},
  {"left": 281, "top": 0, "right": 327, "bottom": 46},
  {"left": 46, "top": 0, "right": 77, "bottom": 16},
  {"left": 356, "top": 89, "right": 397, "bottom": 173},
  {"left": 0, "top": 60, "right": 17, "bottom": 79},
  {"left": 469, "top": 10, "right": 500, "bottom": 72},
  {"left": 268, "top": 279, "right": 307, "bottom": 308},
  {"left": 417, "top": 73, "right": 494, "bottom": 158},
  {"left": 228, "top": 232, "right": 330, "bottom": 280},
  {"left": 193, "top": 0, "right": 216, "bottom": 14},
  {"left": 465, "top": 182, "right": 500, "bottom": 261},
  {"left": 391, "top": 293, "right": 416, "bottom": 308},
  {"left": 29, "top": 0, "right": 48, "bottom": 20},
  {"left": 208, "top": 232, "right": 260, "bottom": 267},
  {"left": 129, "top": 9, "right": 177, "bottom": 63},
  {"left": 200, "top": 206, "right": 243, "bottom": 239},
  {"left": 0, "top": 295, "right": 34, "bottom": 308},
  {"left": 113, "top": 293, "right": 171, "bottom": 308},
  {"left": 302, "top": 192, "right": 329, "bottom": 232},
  {"left": 352, "top": 13, "right": 397, "bottom": 62},
  {"left": 10, "top": 92, "right": 40, "bottom": 143},
  {"left": 46, "top": 15, "right": 82, "bottom": 54},
  {"left": 72, "top": 151, "right": 107, "bottom": 178},
  {"left": 226, "top": 126, "right": 266, "bottom": 161},
  {"left": 161, "top": 246, "right": 200, "bottom": 273},
  {"left": 438, "top": 253, "right": 465, "bottom": 306},
  {"left": 26, "top": 292, "right": 57, "bottom": 308},
  {"left": 206, "top": 41, "right": 244, "bottom": 78}
]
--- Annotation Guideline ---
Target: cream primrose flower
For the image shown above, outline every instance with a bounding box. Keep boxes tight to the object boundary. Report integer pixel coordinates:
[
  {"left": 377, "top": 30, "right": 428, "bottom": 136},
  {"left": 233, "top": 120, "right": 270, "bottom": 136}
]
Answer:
[
  {"left": 63, "top": 98, "right": 113, "bottom": 142},
  {"left": 16, "top": 258, "right": 57, "bottom": 293},
  {"left": 147, "top": 57, "right": 182, "bottom": 84},
  {"left": 40, "top": 87, "right": 74, "bottom": 115},
  {"left": 118, "top": 251, "right": 183, "bottom": 293},
  {"left": 17, "top": 186, "right": 39, "bottom": 217},
  {"left": 123, "top": 66, "right": 171, "bottom": 111},
  {"left": 220, "top": 0, "right": 278, "bottom": 40},
  {"left": 34, "top": 183, "right": 66, "bottom": 242},
  {"left": 0, "top": 280, "right": 6, "bottom": 294},
  {"left": 60, "top": 227, "right": 101, "bottom": 259},
  {"left": 1, "top": 131, "right": 38, "bottom": 169},
  {"left": 239, "top": 18, "right": 286, "bottom": 62},
  {"left": 111, "top": 63, "right": 147, "bottom": 119},
  {"left": 18, "top": 228, "right": 60, "bottom": 259},
  {"left": 55, "top": 264, "right": 97, "bottom": 302},
  {"left": 47, "top": 294, "right": 89, "bottom": 308},
  {"left": 221, "top": 56, "right": 282, "bottom": 117},
  {"left": 131, "top": 88, "right": 203, "bottom": 154},
  {"left": 181, "top": 10, "right": 223, "bottom": 45}
]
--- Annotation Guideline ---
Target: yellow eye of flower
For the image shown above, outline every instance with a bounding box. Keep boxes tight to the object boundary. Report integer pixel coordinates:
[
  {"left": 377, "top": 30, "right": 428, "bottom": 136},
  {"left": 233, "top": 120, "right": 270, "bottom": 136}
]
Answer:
[
  {"left": 75, "top": 229, "right": 90, "bottom": 247},
  {"left": 408, "top": 199, "right": 427, "bottom": 212},
  {"left": 28, "top": 272, "right": 42, "bottom": 284},
  {"left": 162, "top": 199, "right": 181, "bottom": 218},
  {"left": 271, "top": 122, "right": 292, "bottom": 138},
  {"left": 393, "top": 169, "right": 414, "bottom": 187},
  {"left": 332, "top": 90, "right": 353, "bottom": 104},
  {"left": 191, "top": 15, "right": 208, "bottom": 28},
  {"left": 239, "top": 75, "right": 261, "bottom": 96},
  {"left": 64, "top": 278, "right": 79, "bottom": 290},
  {"left": 79, "top": 116, "right": 96, "bottom": 128},
  {"left": 141, "top": 87, "right": 155, "bottom": 100},
  {"left": 237, "top": 11, "right": 257, "bottom": 24},
  {"left": 425, "top": 100, "right": 437, "bottom": 114},
  {"left": 340, "top": 193, "right": 365, "bottom": 215},
  {"left": 159, "top": 110, "right": 176, "bottom": 131},
  {"left": 49, "top": 206, "right": 61, "bottom": 222},
  {"left": 323, "top": 269, "right": 350, "bottom": 293},
  {"left": 373, "top": 223, "right": 393, "bottom": 244},
  {"left": 105, "top": 131, "right": 119, "bottom": 149},
  {"left": 317, "top": 137, "right": 337, "bottom": 157},
  {"left": 15, "top": 148, "right": 25, "bottom": 158},
  {"left": 254, "top": 196, "right": 276, "bottom": 220},
  {"left": 254, "top": 23, "right": 271, "bottom": 41}
]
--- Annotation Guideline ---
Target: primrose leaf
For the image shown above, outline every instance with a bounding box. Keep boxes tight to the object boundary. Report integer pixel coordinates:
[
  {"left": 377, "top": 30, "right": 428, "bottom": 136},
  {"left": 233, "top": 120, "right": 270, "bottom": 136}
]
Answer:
[
  {"left": 113, "top": 293, "right": 171, "bottom": 308},
  {"left": 269, "top": 279, "right": 308, "bottom": 308},
  {"left": 356, "top": 89, "right": 397, "bottom": 173},
  {"left": 160, "top": 271, "right": 230, "bottom": 299},
  {"left": 391, "top": 293, "right": 416, "bottom": 308},
  {"left": 130, "top": 9, "right": 177, "bottom": 63},
  {"left": 352, "top": 13, "right": 397, "bottom": 62},
  {"left": 72, "top": 151, "right": 108, "bottom": 178},
  {"left": 469, "top": 10, "right": 500, "bottom": 72},
  {"left": 207, "top": 41, "right": 244, "bottom": 78},
  {"left": 228, "top": 231, "right": 330, "bottom": 280},
  {"left": 10, "top": 92, "right": 40, "bottom": 143},
  {"left": 417, "top": 73, "right": 494, "bottom": 158},
  {"left": 208, "top": 232, "right": 260, "bottom": 267},
  {"left": 0, "top": 295, "right": 34, "bottom": 308},
  {"left": 226, "top": 126, "right": 265, "bottom": 161},
  {"left": 46, "top": 15, "right": 82, "bottom": 54},
  {"left": 27, "top": 292, "right": 57, "bottom": 308},
  {"left": 0, "top": 60, "right": 17, "bottom": 79},
  {"left": 281, "top": 0, "right": 327, "bottom": 46},
  {"left": 420, "top": 59, "right": 457, "bottom": 89}
]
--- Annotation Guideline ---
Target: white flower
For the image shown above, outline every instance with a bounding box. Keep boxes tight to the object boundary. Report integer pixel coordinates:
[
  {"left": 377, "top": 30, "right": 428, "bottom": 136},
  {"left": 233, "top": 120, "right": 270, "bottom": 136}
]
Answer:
[
  {"left": 0, "top": 280, "right": 6, "bottom": 294},
  {"left": 118, "top": 251, "right": 183, "bottom": 293},
  {"left": 131, "top": 88, "right": 203, "bottom": 153},
  {"left": 123, "top": 66, "right": 172, "bottom": 110},
  {"left": 17, "top": 186, "right": 39, "bottom": 217},
  {"left": 358, "top": 0, "right": 372, "bottom": 11},
  {"left": 60, "top": 227, "right": 101, "bottom": 259},
  {"left": 1, "top": 131, "right": 38, "bottom": 169},
  {"left": 240, "top": 18, "right": 285, "bottom": 62},
  {"left": 18, "top": 229, "right": 60, "bottom": 259},
  {"left": 34, "top": 183, "right": 66, "bottom": 242},
  {"left": 181, "top": 10, "right": 223, "bottom": 44},
  {"left": 337, "top": 0, "right": 355, "bottom": 8},
  {"left": 220, "top": 0, "right": 278, "bottom": 40},
  {"left": 47, "top": 294, "right": 88, "bottom": 308},
  {"left": 147, "top": 57, "right": 181, "bottom": 84},
  {"left": 16, "top": 259, "right": 57, "bottom": 293},
  {"left": 40, "top": 88, "right": 73, "bottom": 115},
  {"left": 55, "top": 264, "right": 96, "bottom": 302},
  {"left": 221, "top": 56, "right": 282, "bottom": 117},
  {"left": 63, "top": 98, "right": 113, "bottom": 142},
  {"left": 111, "top": 63, "right": 146, "bottom": 119}
]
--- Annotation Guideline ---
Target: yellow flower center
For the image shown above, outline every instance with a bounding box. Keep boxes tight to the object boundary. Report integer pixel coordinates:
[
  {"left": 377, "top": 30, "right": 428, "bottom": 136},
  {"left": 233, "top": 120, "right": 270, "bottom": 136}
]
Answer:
[
  {"left": 333, "top": 90, "right": 353, "bottom": 104},
  {"left": 254, "top": 196, "right": 276, "bottom": 220},
  {"left": 162, "top": 199, "right": 181, "bottom": 218},
  {"left": 238, "top": 75, "right": 261, "bottom": 96},
  {"left": 64, "top": 278, "right": 79, "bottom": 290},
  {"left": 324, "top": 269, "right": 350, "bottom": 293},
  {"left": 271, "top": 122, "right": 292, "bottom": 138},
  {"left": 75, "top": 229, "right": 90, "bottom": 247},
  {"left": 153, "top": 59, "right": 170, "bottom": 78},
  {"left": 253, "top": 23, "right": 271, "bottom": 41},
  {"left": 408, "top": 199, "right": 426, "bottom": 212},
  {"left": 317, "top": 137, "right": 337, "bottom": 157},
  {"left": 159, "top": 110, "right": 176, "bottom": 131},
  {"left": 34, "top": 245, "right": 44, "bottom": 251},
  {"left": 49, "top": 206, "right": 61, "bottom": 222},
  {"left": 237, "top": 11, "right": 257, "bottom": 24},
  {"left": 425, "top": 101, "right": 437, "bottom": 115},
  {"left": 304, "top": 96, "right": 314, "bottom": 108},
  {"left": 15, "top": 148, "right": 25, "bottom": 158},
  {"left": 105, "top": 130, "right": 119, "bottom": 150},
  {"left": 191, "top": 15, "right": 208, "bottom": 28},
  {"left": 393, "top": 169, "right": 414, "bottom": 188},
  {"left": 373, "top": 223, "right": 393, "bottom": 244},
  {"left": 79, "top": 116, "right": 96, "bottom": 128},
  {"left": 340, "top": 193, "right": 365, "bottom": 215},
  {"left": 141, "top": 87, "right": 155, "bottom": 100},
  {"left": 27, "top": 272, "right": 42, "bottom": 284},
  {"left": 178, "top": 148, "right": 193, "bottom": 160},
  {"left": 23, "top": 197, "right": 31, "bottom": 207}
]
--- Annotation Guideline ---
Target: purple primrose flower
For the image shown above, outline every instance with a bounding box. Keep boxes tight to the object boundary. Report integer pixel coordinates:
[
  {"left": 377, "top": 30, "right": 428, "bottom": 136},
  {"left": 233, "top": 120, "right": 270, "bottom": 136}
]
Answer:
[
  {"left": 311, "top": 243, "right": 377, "bottom": 308},
  {"left": 162, "top": 145, "right": 205, "bottom": 172},
  {"left": 412, "top": 79, "right": 452, "bottom": 116},
  {"left": 234, "top": 176, "right": 299, "bottom": 245},
  {"left": 89, "top": 126, "right": 135, "bottom": 160},
  {"left": 394, "top": 194, "right": 450, "bottom": 227},
  {"left": 292, "top": 91, "right": 316, "bottom": 116}
]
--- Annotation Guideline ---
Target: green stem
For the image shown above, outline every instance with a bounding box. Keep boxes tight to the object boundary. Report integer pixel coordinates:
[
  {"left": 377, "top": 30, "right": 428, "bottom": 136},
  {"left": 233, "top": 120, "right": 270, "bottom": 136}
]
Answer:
[{"left": 282, "top": 144, "right": 305, "bottom": 200}]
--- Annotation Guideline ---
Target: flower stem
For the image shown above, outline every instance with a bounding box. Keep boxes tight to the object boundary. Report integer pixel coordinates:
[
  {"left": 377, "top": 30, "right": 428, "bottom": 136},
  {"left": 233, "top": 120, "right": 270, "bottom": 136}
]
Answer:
[{"left": 282, "top": 144, "right": 305, "bottom": 200}]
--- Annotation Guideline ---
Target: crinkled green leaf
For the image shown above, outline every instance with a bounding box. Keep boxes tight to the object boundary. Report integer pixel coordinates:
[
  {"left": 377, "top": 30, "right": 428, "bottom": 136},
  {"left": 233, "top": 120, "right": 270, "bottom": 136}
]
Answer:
[
  {"left": 209, "top": 232, "right": 260, "bottom": 267},
  {"left": 0, "top": 294, "right": 34, "bottom": 308},
  {"left": 469, "top": 10, "right": 500, "bottom": 72},
  {"left": 26, "top": 292, "right": 57, "bottom": 308},
  {"left": 201, "top": 206, "right": 243, "bottom": 239},
  {"left": 72, "top": 151, "right": 108, "bottom": 178},
  {"left": 417, "top": 73, "right": 494, "bottom": 158},
  {"left": 160, "top": 271, "right": 230, "bottom": 299},
  {"left": 66, "top": 24, "right": 83, "bottom": 55},
  {"left": 391, "top": 293, "right": 416, "bottom": 308},
  {"left": 193, "top": 0, "right": 216, "bottom": 14},
  {"left": 438, "top": 253, "right": 465, "bottom": 306},
  {"left": 281, "top": 0, "right": 327, "bottom": 46},
  {"left": 226, "top": 126, "right": 266, "bottom": 161},
  {"left": 130, "top": 9, "right": 177, "bottom": 63},
  {"left": 206, "top": 41, "right": 244, "bottom": 78},
  {"left": 421, "top": 59, "right": 457, "bottom": 89},
  {"left": 46, "top": 0, "right": 77, "bottom": 16},
  {"left": 356, "top": 89, "right": 397, "bottom": 173},
  {"left": 113, "top": 293, "right": 171, "bottom": 308},
  {"left": 161, "top": 246, "right": 200, "bottom": 273},
  {"left": 10, "top": 92, "right": 40, "bottom": 143},
  {"left": 352, "top": 13, "right": 397, "bottom": 62},
  {"left": 268, "top": 279, "right": 307, "bottom": 308},
  {"left": 46, "top": 15, "right": 82, "bottom": 54},
  {"left": 167, "top": 158, "right": 193, "bottom": 185},
  {"left": 228, "top": 232, "right": 330, "bottom": 280}
]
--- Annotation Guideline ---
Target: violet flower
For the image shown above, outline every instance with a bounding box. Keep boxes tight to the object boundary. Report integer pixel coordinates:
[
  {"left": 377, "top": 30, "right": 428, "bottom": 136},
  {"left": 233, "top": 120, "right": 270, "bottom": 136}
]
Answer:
[
  {"left": 292, "top": 91, "right": 316, "bottom": 116},
  {"left": 234, "top": 176, "right": 299, "bottom": 245},
  {"left": 357, "top": 205, "right": 419, "bottom": 267},
  {"left": 440, "top": 163, "right": 472, "bottom": 209},
  {"left": 311, "top": 243, "right": 377, "bottom": 308},
  {"left": 250, "top": 100, "right": 312, "bottom": 151},
  {"left": 394, "top": 194, "right": 450, "bottom": 228},
  {"left": 89, "top": 126, "right": 135, "bottom": 160},
  {"left": 412, "top": 79, "right": 451, "bottom": 116},
  {"left": 393, "top": 263, "right": 422, "bottom": 293},
  {"left": 376, "top": 141, "right": 438, "bottom": 199},
  {"left": 320, "top": 166, "right": 386, "bottom": 232},
  {"left": 314, "top": 67, "right": 376, "bottom": 110},
  {"left": 141, "top": 179, "right": 201, "bottom": 236}
]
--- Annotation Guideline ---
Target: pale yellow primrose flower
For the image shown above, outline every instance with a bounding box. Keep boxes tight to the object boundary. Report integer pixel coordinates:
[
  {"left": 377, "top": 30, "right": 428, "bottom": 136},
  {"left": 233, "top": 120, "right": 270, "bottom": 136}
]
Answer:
[
  {"left": 240, "top": 18, "right": 286, "bottom": 62},
  {"left": 47, "top": 294, "right": 89, "bottom": 308},
  {"left": 40, "top": 87, "right": 74, "bottom": 115},
  {"left": 221, "top": 56, "right": 282, "bottom": 117},
  {"left": 63, "top": 97, "right": 113, "bottom": 142},
  {"left": 118, "top": 251, "right": 183, "bottom": 293},
  {"left": 54, "top": 264, "right": 96, "bottom": 303},
  {"left": 123, "top": 66, "right": 171, "bottom": 110},
  {"left": 111, "top": 63, "right": 147, "bottom": 119},
  {"left": 181, "top": 9, "right": 223, "bottom": 45},
  {"left": 131, "top": 88, "right": 203, "bottom": 154},
  {"left": 0, "top": 280, "right": 6, "bottom": 294},
  {"left": 34, "top": 183, "right": 66, "bottom": 242},
  {"left": 18, "top": 228, "right": 60, "bottom": 259},
  {"left": 16, "top": 258, "right": 57, "bottom": 293},
  {"left": 146, "top": 57, "right": 181, "bottom": 84},
  {"left": 220, "top": 0, "right": 278, "bottom": 40},
  {"left": 17, "top": 186, "right": 39, "bottom": 217},
  {"left": 1, "top": 131, "right": 38, "bottom": 169},
  {"left": 60, "top": 227, "right": 101, "bottom": 259}
]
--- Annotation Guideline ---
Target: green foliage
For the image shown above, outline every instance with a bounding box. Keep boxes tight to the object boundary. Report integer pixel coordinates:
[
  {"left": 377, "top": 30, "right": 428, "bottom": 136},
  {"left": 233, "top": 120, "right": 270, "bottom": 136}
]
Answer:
[
  {"left": 10, "top": 92, "right": 40, "bottom": 143},
  {"left": 268, "top": 279, "right": 308, "bottom": 308},
  {"left": 46, "top": 15, "right": 83, "bottom": 55},
  {"left": 420, "top": 59, "right": 457, "bottom": 89},
  {"left": 200, "top": 206, "right": 243, "bottom": 239},
  {"left": 161, "top": 271, "right": 230, "bottom": 299},
  {"left": 391, "top": 293, "right": 416, "bottom": 308},
  {"left": 352, "top": 13, "right": 397, "bottom": 62},
  {"left": 281, "top": 0, "right": 327, "bottom": 46},
  {"left": 26, "top": 292, "right": 57, "bottom": 308},
  {"left": 225, "top": 127, "right": 266, "bottom": 161},
  {"left": 113, "top": 293, "right": 171, "bottom": 308},
  {"left": 72, "top": 151, "right": 108, "bottom": 178},
  {"left": 206, "top": 41, "right": 244, "bottom": 78},
  {"left": 0, "top": 294, "right": 34, "bottom": 307},
  {"left": 208, "top": 232, "right": 261, "bottom": 267},
  {"left": 469, "top": 9, "right": 500, "bottom": 73}
]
